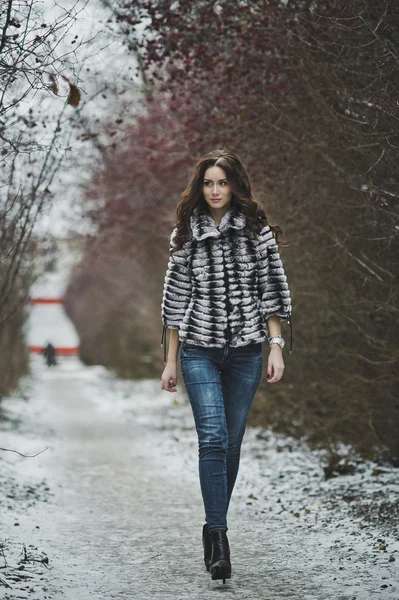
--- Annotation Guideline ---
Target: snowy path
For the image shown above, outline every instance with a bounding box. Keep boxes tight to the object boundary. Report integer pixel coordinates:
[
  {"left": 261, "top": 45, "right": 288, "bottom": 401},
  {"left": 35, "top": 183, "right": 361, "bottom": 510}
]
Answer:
[{"left": 1, "top": 356, "right": 398, "bottom": 599}]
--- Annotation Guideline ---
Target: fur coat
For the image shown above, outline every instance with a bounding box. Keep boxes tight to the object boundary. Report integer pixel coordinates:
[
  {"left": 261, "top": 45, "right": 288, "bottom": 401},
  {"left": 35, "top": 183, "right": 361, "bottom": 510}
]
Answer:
[{"left": 161, "top": 203, "right": 292, "bottom": 363}]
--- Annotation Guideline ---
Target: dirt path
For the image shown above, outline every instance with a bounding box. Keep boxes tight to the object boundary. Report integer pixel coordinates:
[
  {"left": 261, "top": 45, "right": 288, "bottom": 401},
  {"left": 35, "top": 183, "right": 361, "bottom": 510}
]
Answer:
[{"left": 1, "top": 356, "right": 398, "bottom": 599}]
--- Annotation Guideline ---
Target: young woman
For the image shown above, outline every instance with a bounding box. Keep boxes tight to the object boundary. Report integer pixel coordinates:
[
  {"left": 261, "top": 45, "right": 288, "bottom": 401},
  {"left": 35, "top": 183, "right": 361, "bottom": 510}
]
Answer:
[{"left": 160, "top": 149, "right": 293, "bottom": 584}]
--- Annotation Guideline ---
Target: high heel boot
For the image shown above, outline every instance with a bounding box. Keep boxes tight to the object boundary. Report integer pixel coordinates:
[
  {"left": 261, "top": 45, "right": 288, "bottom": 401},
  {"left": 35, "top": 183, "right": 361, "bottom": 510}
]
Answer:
[
  {"left": 209, "top": 529, "right": 231, "bottom": 583},
  {"left": 202, "top": 523, "right": 212, "bottom": 571}
]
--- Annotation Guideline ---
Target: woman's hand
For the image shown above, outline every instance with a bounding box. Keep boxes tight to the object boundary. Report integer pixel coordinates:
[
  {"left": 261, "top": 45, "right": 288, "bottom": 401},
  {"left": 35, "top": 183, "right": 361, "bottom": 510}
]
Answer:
[
  {"left": 161, "top": 362, "right": 178, "bottom": 392},
  {"left": 266, "top": 346, "right": 285, "bottom": 383}
]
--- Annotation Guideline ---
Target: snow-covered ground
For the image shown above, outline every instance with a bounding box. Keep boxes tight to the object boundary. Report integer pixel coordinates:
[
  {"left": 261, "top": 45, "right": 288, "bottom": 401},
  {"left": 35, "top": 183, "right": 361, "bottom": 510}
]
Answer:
[
  {"left": 0, "top": 353, "right": 398, "bottom": 599},
  {"left": 26, "top": 239, "right": 81, "bottom": 350}
]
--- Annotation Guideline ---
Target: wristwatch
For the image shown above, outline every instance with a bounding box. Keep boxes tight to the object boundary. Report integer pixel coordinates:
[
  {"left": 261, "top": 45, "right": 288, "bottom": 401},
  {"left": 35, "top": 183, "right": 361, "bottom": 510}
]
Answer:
[{"left": 268, "top": 336, "right": 285, "bottom": 349}]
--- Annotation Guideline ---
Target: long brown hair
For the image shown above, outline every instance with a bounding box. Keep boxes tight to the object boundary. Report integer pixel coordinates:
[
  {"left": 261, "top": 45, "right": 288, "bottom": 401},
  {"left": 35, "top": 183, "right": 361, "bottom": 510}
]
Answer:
[{"left": 171, "top": 149, "right": 284, "bottom": 254}]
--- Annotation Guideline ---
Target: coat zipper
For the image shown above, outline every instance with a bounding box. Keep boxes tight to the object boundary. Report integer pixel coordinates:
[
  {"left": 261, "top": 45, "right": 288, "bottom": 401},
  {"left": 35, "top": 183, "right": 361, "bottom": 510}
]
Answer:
[{"left": 220, "top": 235, "right": 231, "bottom": 345}]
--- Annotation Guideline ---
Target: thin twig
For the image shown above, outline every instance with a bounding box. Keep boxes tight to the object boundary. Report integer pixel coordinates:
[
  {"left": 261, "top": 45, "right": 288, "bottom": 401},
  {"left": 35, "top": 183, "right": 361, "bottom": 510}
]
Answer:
[
  {"left": 0, "top": 446, "right": 48, "bottom": 458},
  {"left": 0, "top": 576, "right": 12, "bottom": 589}
]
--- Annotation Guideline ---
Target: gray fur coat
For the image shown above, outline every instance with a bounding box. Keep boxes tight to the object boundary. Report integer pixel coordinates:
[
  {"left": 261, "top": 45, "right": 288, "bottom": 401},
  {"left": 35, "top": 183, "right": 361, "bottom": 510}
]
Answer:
[{"left": 161, "top": 204, "right": 292, "bottom": 363}]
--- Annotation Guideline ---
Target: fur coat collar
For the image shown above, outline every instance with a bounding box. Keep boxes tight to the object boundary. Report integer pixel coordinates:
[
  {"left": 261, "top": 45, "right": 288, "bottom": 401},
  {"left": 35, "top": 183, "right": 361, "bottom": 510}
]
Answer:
[{"left": 190, "top": 204, "right": 247, "bottom": 241}]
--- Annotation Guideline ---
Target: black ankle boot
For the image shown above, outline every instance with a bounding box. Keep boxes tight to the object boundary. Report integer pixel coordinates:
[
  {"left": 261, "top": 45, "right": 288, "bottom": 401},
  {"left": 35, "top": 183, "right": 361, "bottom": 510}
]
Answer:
[
  {"left": 202, "top": 523, "right": 212, "bottom": 571},
  {"left": 209, "top": 529, "right": 231, "bottom": 583}
]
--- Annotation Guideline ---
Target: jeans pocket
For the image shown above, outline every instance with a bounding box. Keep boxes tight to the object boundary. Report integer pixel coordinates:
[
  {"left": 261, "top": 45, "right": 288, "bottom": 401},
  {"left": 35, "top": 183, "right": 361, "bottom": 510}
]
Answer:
[{"left": 180, "top": 341, "right": 201, "bottom": 358}]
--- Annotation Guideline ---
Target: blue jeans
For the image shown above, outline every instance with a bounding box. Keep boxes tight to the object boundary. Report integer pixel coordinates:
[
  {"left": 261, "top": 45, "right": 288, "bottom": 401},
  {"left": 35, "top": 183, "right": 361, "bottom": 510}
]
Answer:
[{"left": 180, "top": 341, "right": 263, "bottom": 532}]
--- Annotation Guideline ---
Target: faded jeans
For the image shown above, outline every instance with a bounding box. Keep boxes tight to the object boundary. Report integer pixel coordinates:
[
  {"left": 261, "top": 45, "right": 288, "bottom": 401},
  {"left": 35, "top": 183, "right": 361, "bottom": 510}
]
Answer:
[{"left": 180, "top": 341, "right": 263, "bottom": 532}]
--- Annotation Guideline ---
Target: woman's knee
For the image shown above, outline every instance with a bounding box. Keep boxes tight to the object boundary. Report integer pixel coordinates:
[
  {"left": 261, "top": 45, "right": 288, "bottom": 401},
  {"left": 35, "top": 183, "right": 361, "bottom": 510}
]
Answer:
[
  {"left": 226, "top": 425, "right": 246, "bottom": 452},
  {"left": 198, "top": 433, "right": 228, "bottom": 459},
  {"left": 227, "top": 440, "right": 242, "bottom": 459}
]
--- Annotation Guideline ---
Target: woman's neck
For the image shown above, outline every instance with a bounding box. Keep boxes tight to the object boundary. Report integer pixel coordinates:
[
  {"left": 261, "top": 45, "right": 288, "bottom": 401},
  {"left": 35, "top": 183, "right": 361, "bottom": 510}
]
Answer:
[{"left": 208, "top": 201, "right": 233, "bottom": 228}]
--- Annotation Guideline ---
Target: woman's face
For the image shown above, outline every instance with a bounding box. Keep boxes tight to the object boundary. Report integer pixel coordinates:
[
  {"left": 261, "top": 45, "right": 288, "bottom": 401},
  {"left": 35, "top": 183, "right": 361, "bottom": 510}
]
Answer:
[{"left": 203, "top": 166, "right": 233, "bottom": 211}]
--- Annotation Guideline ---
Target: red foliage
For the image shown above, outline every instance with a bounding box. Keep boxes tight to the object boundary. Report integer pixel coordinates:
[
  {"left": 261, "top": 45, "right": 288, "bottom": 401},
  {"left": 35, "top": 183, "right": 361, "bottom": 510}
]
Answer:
[
  {"left": 113, "top": 0, "right": 296, "bottom": 183},
  {"left": 112, "top": 0, "right": 399, "bottom": 197},
  {"left": 84, "top": 101, "right": 193, "bottom": 249}
]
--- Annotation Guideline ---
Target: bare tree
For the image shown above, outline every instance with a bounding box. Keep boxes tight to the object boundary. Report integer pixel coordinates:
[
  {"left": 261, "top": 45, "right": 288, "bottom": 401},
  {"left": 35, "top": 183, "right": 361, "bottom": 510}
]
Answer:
[{"left": 0, "top": 0, "right": 86, "bottom": 394}]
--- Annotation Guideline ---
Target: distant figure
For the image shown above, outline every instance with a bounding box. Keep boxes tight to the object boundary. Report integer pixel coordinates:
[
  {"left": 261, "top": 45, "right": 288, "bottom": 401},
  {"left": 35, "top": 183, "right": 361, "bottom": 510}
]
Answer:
[{"left": 43, "top": 342, "right": 57, "bottom": 367}]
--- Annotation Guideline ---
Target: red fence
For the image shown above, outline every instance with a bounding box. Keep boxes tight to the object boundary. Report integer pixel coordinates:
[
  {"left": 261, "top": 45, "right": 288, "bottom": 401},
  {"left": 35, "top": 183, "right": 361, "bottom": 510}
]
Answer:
[
  {"left": 30, "top": 298, "right": 64, "bottom": 304},
  {"left": 29, "top": 297, "right": 79, "bottom": 356},
  {"left": 29, "top": 345, "right": 79, "bottom": 356}
]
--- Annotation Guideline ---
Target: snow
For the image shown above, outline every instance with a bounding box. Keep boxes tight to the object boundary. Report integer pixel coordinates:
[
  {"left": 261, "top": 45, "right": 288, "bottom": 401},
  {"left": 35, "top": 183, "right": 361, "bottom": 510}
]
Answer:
[
  {"left": 1, "top": 354, "right": 398, "bottom": 598},
  {"left": 25, "top": 239, "right": 82, "bottom": 349},
  {"left": 26, "top": 304, "right": 79, "bottom": 348}
]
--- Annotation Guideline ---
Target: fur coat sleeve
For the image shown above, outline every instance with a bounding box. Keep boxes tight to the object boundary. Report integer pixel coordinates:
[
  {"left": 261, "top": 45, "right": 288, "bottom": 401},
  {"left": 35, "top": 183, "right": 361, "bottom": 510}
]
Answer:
[
  {"left": 161, "top": 228, "right": 192, "bottom": 330},
  {"left": 255, "top": 225, "right": 292, "bottom": 322}
]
